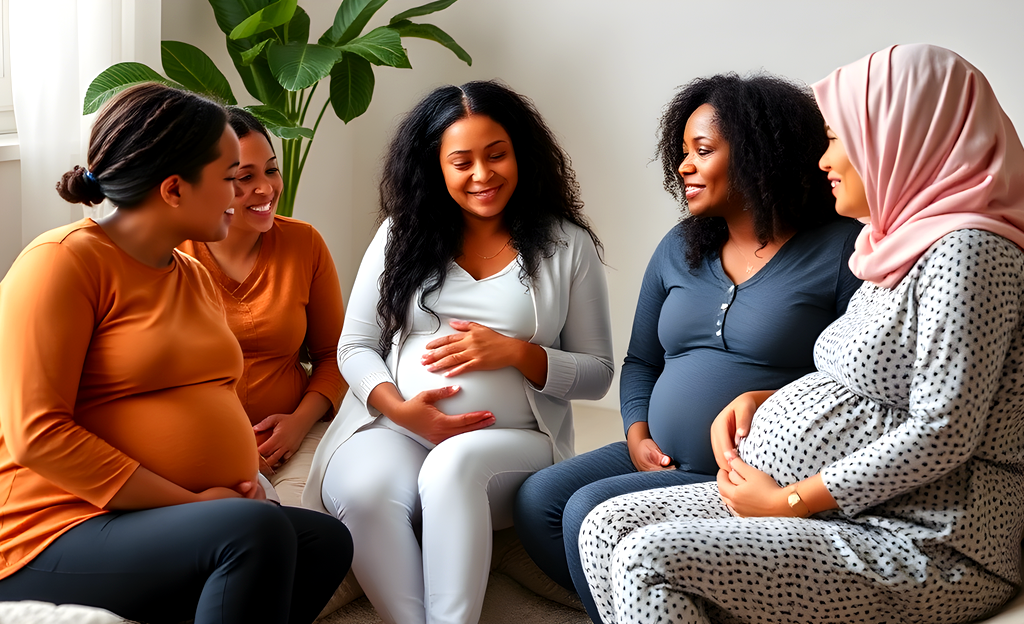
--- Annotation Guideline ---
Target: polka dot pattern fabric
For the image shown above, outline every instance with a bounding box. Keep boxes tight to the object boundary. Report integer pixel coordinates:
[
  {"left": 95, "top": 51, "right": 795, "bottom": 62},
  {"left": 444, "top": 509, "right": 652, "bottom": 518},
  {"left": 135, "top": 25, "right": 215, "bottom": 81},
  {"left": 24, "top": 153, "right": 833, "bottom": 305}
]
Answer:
[{"left": 579, "top": 231, "right": 1024, "bottom": 624}]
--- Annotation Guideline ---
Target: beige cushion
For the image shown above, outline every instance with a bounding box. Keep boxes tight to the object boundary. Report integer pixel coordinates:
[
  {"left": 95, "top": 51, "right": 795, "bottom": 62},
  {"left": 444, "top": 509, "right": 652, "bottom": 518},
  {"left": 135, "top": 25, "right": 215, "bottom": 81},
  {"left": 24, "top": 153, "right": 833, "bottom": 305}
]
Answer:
[
  {"left": 490, "top": 528, "right": 584, "bottom": 611},
  {"left": 316, "top": 570, "right": 364, "bottom": 621},
  {"left": 316, "top": 528, "right": 584, "bottom": 621}
]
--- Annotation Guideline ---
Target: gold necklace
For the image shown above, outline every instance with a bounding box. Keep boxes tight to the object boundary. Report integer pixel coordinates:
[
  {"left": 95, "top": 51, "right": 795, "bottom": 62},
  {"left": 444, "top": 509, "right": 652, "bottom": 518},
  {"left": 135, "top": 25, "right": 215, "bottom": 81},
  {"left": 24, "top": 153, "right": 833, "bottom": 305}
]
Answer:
[
  {"left": 732, "top": 241, "right": 764, "bottom": 274},
  {"left": 473, "top": 237, "right": 512, "bottom": 260}
]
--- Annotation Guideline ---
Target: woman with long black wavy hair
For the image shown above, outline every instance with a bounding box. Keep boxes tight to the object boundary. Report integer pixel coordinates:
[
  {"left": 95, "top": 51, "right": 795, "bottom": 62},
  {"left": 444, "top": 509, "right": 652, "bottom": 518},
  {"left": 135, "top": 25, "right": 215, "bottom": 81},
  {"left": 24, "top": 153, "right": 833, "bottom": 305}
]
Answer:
[
  {"left": 515, "top": 73, "right": 863, "bottom": 621},
  {"left": 302, "top": 80, "right": 614, "bottom": 624}
]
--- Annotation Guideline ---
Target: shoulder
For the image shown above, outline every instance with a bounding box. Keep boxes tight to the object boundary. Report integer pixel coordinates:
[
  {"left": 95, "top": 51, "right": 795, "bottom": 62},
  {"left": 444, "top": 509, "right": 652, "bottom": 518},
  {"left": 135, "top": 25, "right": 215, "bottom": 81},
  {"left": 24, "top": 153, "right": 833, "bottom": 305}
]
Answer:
[
  {"left": 920, "top": 229, "right": 1024, "bottom": 274},
  {"left": 643, "top": 223, "right": 688, "bottom": 268},
  {"left": 270, "top": 215, "right": 319, "bottom": 244},
  {"left": 16, "top": 219, "right": 113, "bottom": 270},
  {"left": 787, "top": 218, "right": 863, "bottom": 260},
  {"left": 549, "top": 220, "right": 593, "bottom": 248},
  {"left": 907, "top": 230, "right": 1024, "bottom": 307},
  {"left": 814, "top": 217, "right": 865, "bottom": 241},
  {"left": 801, "top": 217, "right": 863, "bottom": 246}
]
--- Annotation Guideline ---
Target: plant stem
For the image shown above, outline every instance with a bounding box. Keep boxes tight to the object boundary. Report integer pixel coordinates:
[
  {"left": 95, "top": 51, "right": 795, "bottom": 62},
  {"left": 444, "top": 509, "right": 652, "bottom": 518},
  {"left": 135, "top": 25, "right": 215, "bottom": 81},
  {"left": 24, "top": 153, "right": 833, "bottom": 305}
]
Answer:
[
  {"left": 300, "top": 83, "right": 318, "bottom": 126},
  {"left": 298, "top": 97, "right": 332, "bottom": 181}
]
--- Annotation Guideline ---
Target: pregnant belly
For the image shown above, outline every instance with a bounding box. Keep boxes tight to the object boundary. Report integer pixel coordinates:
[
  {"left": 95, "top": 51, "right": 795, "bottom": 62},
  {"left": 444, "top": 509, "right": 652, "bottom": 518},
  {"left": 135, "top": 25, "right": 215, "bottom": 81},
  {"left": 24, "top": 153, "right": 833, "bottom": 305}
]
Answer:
[
  {"left": 76, "top": 384, "right": 258, "bottom": 492},
  {"left": 738, "top": 371, "right": 907, "bottom": 485},
  {"left": 395, "top": 334, "right": 535, "bottom": 430}
]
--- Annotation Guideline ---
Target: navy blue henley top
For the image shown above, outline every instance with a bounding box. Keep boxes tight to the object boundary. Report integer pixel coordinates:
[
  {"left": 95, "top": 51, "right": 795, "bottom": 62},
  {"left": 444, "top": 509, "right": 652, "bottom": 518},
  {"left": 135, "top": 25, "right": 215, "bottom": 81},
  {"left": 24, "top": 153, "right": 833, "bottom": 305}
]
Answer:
[{"left": 620, "top": 218, "right": 863, "bottom": 475}]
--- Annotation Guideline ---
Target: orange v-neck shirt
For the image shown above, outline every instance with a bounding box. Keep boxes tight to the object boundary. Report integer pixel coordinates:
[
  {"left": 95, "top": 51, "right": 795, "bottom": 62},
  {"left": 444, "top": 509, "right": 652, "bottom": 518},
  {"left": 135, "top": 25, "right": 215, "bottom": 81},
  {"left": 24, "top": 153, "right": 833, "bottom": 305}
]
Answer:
[
  {"left": 180, "top": 216, "right": 345, "bottom": 425},
  {"left": 0, "top": 220, "right": 258, "bottom": 580}
]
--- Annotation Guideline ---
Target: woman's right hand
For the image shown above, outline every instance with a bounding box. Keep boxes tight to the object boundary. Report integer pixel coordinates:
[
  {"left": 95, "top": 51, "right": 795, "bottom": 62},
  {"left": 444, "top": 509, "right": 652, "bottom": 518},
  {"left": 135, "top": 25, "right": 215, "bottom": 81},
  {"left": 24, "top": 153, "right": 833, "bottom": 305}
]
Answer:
[
  {"left": 194, "top": 475, "right": 265, "bottom": 502},
  {"left": 626, "top": 422, "right": 674, "bottom": 471},
  {"left": 382, "top": 384, "right": 496, "bottom": 445},
  {"left": 710, "top": 390, "right": 776, "bottom": 471}
]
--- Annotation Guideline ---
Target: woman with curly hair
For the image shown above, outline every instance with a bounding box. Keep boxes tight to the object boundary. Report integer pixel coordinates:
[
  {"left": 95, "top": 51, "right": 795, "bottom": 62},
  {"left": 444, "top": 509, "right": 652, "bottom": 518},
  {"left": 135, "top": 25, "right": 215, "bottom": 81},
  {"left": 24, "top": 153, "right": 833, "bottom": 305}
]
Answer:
[
  {"left": 515, "top": 73, "right": 862, "bottom": 621},
  {"left": 579, "top": 43, "right": 1024, "bottom": 624},
  {"left": 301, "top": 80, "right": 614, "bottom": 624}
]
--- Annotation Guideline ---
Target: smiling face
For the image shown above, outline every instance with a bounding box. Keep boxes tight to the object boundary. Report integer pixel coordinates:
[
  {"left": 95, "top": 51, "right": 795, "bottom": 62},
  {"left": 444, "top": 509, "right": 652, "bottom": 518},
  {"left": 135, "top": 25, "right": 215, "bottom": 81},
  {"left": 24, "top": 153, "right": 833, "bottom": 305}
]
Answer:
[
  {"left": 819, "top": 127, "right": 870, "bottom": 220},
  {"left": 439, "top": 114, "right": 518, "bottom": 222},
  {"left": 179, "top": 126, "right": 242, "bottom": 241},
  {"left": 678, "top": 103, "right": 738, "bottom": 217},
  {"left": 228, "top": 132, "right": 283, "bottom": 234}
]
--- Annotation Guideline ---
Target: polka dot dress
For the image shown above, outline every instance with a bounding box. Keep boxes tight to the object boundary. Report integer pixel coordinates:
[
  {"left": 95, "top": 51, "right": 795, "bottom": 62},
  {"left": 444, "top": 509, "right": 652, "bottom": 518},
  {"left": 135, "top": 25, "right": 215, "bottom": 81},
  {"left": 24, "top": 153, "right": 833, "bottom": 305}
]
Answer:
[{"left": 579, "top": 231, "right": 1024, "bottom": 624}]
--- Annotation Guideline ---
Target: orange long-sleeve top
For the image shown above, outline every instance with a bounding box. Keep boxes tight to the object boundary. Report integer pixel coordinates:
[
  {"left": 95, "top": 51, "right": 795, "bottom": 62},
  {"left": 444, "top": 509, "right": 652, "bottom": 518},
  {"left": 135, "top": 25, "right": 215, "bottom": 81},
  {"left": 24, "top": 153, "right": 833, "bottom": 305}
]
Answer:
[
  {"left": 0, "top": 220, "right": 258, "bottom": 581},
  {"left": 179, "top": 216, "right": 345, "bottom": 425}
]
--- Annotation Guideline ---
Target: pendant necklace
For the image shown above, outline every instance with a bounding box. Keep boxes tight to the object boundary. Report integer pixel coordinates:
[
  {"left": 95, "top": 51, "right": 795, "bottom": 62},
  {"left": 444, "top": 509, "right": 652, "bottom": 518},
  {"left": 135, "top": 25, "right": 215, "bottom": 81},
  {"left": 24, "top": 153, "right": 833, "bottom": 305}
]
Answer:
[
  {"left": 474, "top": 237, "right": 512, "bottom": 260},
  {"left": 733, "top": 241, "right": 762, "bottom": 274}
]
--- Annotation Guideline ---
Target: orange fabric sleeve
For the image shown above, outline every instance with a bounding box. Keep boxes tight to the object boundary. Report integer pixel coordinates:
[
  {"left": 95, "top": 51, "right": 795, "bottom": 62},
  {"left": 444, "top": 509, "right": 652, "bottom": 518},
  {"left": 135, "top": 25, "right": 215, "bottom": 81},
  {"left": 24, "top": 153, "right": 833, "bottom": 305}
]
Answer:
[
  {"left": 300, "top": 224, "right": 346, "bottom": 414},
  {"left": 0, "top": 238, "right": 139, "bottom": 508}
]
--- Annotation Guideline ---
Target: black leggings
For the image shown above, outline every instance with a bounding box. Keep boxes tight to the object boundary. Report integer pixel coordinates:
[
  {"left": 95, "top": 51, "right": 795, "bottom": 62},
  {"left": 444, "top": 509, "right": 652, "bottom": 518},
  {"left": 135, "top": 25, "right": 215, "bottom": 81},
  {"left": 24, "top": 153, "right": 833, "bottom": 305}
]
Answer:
[{"left": 0, "top": 499, "right": 352, "bottom": 624}]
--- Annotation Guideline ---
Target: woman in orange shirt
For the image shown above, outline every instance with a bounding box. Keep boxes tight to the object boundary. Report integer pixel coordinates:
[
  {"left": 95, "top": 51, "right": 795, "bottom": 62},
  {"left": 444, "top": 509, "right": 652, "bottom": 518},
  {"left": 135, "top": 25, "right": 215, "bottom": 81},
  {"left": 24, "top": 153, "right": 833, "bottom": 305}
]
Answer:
[
  {"left": 180, "top": 108, "right": 347, "bottom": 506},
  {"left": 0, "top": 83, "right": 351, "bottom": 624}
]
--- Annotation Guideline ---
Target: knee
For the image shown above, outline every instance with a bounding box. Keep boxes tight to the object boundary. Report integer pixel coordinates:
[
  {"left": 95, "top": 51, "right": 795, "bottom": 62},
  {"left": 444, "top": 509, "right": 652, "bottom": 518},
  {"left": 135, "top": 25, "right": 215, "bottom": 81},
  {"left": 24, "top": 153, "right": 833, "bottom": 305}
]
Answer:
[
  {"left": 324, "top": 471, "right": 417, "bottom": 527},
  {"left": 202, "top": 499, "right": 296, "bottom": 565},
  {"left": 564, "top": 483, "right": 614, "bottom": 539},
  {"left": 417, "top": 436, "right": 485, "bottom": 494},
  {"left": 294, "top": 509, "right": 354, "bottom": 575},
  {"left": 513, "top": 469, "right": 564, "bottom": 529}
]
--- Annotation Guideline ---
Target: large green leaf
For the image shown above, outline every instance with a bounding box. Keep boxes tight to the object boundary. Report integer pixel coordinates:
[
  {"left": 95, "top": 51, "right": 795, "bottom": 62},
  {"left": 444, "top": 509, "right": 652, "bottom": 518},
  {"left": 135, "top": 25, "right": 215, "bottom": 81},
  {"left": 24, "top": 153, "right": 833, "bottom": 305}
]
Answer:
[
  {"left": 268, "top": 42, "right": 342, "bottom": 90},
  {"left": 390, "top": 20, "right": 471, "bottom": 65},
  {"left": 240, "top": 39, "right": 272, "bottom": 65},
  {"left": 161, "top": 41, "right": 237, "bottom": 104},
  {"left": 339, "top": 26, "right": 411, "bottom": 68},
  {"left": 389, "top": 0, "right": 459, "bottom": 24},
  {"left": 282, "top": 5, "right": 310, "bottom": 43},
  {"left": 83, "top": 62, "right": 180, "bottom": 114},
  {"left": 244, "top": 105, "right": 314, "bottom": 139},
  {"left": 227, "top": 36, "right": 286, "bottom": 108},
  {"left": 273, "top": 125, "right": 315, "bottom": 140},
  {"left": 229, "top": 0, "right": 297, "bottom": 40},
  {"left": 208, "top": 0, "right": 271, "bottom": 35},
  {"left": 320, "top": 0, "right": 388, "bottom": 46},
  {"left": 329, "top": 53, "right": 374, "bottom": 123}
]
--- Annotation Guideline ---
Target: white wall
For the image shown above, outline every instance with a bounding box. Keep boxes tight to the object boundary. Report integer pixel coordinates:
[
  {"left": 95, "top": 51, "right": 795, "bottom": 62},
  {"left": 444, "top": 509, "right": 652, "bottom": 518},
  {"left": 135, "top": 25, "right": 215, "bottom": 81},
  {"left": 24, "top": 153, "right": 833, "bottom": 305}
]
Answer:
[{"left": 163, "top": 0, "right": 1024, "bottom": 410}]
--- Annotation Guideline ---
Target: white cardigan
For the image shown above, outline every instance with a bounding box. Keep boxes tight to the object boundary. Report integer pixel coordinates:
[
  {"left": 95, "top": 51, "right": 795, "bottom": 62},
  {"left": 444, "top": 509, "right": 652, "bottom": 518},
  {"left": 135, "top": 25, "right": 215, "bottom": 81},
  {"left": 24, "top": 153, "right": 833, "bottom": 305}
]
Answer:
[{"left": 302, "top": 219, "right": 614, "bottom": 512}]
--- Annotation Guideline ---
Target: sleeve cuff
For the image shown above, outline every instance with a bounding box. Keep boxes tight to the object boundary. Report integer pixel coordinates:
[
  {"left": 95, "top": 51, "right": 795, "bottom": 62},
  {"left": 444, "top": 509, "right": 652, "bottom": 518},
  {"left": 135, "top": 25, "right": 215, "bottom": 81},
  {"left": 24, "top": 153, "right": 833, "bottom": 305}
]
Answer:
[
  {"left": 621, "top": 413, "right": 646, "bottom": 437},
  {"left": 533, "top": 346, "right": 578, "bottom": 398}
]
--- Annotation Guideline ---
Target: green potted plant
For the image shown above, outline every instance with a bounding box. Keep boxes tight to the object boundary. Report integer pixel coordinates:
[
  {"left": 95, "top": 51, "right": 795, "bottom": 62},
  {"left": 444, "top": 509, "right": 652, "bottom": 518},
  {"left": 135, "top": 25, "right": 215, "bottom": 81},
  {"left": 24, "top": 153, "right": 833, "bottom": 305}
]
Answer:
[{"left": 83, "top": 0, "right": 471, "bottom": 216}]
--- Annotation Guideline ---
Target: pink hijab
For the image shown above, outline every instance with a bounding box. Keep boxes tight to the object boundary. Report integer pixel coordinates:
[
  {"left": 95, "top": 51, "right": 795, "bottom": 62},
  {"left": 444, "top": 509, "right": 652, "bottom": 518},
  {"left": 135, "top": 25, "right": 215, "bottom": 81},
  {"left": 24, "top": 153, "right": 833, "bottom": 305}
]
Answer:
[{"left": 812, "top": 44, "right": 1024, "bottom": 288}]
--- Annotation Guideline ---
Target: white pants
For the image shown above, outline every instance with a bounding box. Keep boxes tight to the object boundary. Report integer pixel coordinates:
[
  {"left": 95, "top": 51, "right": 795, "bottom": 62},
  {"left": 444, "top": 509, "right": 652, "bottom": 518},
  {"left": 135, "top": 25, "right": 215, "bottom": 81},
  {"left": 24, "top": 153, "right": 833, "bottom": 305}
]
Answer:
[{"left": 321, "top": 424, "right": 553, "bottom": 624}]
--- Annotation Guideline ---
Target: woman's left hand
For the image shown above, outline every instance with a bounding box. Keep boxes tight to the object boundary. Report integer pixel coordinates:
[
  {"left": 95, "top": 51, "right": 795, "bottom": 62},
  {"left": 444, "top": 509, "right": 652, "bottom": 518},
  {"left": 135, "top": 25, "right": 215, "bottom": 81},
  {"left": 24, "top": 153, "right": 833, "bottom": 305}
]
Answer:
[
  {"left": 253, "top": 413, "right": 307, "bottom": 468},
  {"left": 716, "top": 456, "right": 791, "bottom": 517},
  {"left": 422, "top": 320, "right": 522, "bottom": 377}
]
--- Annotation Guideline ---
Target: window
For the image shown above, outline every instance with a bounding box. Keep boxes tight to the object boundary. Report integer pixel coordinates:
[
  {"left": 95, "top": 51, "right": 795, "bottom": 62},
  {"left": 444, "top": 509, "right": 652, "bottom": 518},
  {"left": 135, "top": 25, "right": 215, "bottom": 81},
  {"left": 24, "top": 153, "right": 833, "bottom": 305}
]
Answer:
[{"left": 0, "top": 0, "right": 15, "bottom": 135}]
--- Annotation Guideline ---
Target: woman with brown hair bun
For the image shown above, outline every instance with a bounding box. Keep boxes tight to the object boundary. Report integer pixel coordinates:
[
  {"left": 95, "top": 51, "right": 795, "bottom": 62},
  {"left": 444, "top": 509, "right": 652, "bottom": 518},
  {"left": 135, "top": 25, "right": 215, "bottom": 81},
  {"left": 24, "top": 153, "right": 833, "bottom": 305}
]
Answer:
[{"left": 0, "top": 82, "right": 351, "bottom": 624}]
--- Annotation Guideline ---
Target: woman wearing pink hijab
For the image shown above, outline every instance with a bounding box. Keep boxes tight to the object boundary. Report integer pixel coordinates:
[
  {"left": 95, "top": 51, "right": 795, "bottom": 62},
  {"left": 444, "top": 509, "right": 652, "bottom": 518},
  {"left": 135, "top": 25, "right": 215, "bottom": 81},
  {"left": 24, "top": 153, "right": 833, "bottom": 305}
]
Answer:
[{"left": 576, "top": 44, "right": 1024, "bottom": 624}]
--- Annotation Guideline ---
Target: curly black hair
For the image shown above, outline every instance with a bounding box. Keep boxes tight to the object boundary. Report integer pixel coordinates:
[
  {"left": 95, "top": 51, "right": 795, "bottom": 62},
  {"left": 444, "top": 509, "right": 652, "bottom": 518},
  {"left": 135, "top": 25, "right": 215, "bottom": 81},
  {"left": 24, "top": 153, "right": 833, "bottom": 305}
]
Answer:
[
  {"left": 657, "top": 73, "right": 838, "bottom": 269},
  {"left": 375, "top": 80, "right": 600, "bottom": 354}
]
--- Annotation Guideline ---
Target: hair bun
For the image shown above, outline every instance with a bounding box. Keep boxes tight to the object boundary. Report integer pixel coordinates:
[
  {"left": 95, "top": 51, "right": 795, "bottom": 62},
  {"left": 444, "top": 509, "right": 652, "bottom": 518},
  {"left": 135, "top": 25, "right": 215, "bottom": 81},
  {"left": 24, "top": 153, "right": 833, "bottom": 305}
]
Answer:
[{"left": 56, "top": 165, "right": 106, "bottom": 206}]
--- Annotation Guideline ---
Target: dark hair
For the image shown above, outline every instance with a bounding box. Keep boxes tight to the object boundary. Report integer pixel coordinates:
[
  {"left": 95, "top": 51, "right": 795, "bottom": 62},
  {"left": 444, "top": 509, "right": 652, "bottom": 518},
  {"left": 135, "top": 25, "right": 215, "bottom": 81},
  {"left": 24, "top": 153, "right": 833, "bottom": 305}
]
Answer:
[
  {"left": 657, "top": 73, "right": 838, "bottom": 269},
  {"left": 56, "top": 82, "right": 228, "bottom": 208},
  {"left": 376, "top": 79, "right": 600, "bottom": 354},
  {"left": 227, "top": 107, "right": 274, "bottom": 149}
]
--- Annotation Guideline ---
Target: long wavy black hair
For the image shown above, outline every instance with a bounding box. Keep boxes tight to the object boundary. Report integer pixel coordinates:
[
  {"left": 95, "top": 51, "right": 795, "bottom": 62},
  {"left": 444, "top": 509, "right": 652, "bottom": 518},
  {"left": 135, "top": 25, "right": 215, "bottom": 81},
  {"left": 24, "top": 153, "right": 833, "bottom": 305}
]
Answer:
[
  {"left": 657, "top": 73, "right": 838, "bottom": 269},
  {"left": 375, "top": 80, "right": 600, "bottom": 354}
]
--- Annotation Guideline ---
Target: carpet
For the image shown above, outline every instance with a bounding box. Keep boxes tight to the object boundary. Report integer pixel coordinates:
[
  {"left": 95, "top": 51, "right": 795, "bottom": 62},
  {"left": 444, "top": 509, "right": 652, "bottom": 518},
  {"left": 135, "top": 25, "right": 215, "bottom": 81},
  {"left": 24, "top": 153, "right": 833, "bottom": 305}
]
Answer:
[{"left": 317, "top": 572, "right": 590, "bottom": 624}]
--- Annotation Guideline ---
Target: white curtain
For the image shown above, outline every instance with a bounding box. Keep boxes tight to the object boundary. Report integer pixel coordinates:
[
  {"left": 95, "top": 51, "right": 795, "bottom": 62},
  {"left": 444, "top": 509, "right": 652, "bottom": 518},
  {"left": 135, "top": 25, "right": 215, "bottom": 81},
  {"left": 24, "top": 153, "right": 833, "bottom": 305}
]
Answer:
[{"left": 9, "top": 0, "right": 160, "bottom": 245}]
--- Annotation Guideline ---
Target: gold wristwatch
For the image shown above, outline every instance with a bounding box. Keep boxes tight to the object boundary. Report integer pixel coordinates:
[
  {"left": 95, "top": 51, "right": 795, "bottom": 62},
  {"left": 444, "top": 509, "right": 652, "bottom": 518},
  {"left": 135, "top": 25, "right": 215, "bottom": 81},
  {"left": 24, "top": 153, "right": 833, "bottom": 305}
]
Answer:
[{"left": 787, "top": 485, "right": 810, "bottom": 518}]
